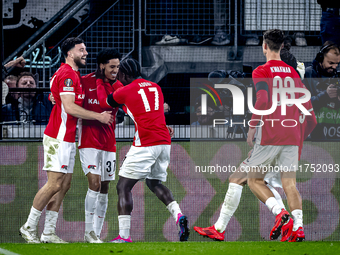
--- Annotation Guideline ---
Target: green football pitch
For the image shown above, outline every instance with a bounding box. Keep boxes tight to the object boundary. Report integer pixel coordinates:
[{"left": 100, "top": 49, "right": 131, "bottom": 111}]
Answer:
[{"left": 1, "top": 242, "right": 339, "bottom": 255}]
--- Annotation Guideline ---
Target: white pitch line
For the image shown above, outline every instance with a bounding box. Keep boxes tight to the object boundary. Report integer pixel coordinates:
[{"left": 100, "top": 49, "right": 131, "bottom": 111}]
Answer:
[{"left": 0, "top": 248, "right": 20, "bottom": 255}]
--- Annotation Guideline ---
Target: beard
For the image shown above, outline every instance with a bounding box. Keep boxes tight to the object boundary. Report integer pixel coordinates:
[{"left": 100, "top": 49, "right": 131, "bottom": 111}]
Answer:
[{"left": 74, "top": 57, "right": 86, "bottom": 68}]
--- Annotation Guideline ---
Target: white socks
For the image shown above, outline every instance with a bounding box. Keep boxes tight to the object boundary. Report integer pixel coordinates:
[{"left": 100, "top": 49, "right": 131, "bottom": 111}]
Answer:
[
  {"left": 25, "top": 206, "right": 42, "bottom": 230},
  {"left": 214, "top": 183, "right": 243, "bottom": 233},
  {"left": 265, "top": 197, "right": 283, "bottom": 216},
  {"left": 94, "top": 193, "right": 108, "bottom": 237},
  {"left": 266, "top": 184, "right": 285, "bottom": 210},
  {"left": 166, "top": 201, "right": 182, "bottom": 222},
  {"left": 85, "top": 188, "right": 99, "bottom": 233},
  {"left": 43, "top": 210, "right": 58, "bottom": 234},
  {"left": 291, "top": 209, "right": 303, "bottom": 231},
  {"left": 118, "top": 215, "right": 131, "bottom": 239}
]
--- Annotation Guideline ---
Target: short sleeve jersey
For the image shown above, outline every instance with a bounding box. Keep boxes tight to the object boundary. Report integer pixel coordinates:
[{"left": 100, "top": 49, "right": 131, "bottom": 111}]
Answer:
[
  {"left": 252, "top": 60, "right": 309, "bottom": 146},
  {"left": 112, "top": 78, "right": 171, "bottom": 147},
  {"left": 44, "top": 63, "right": 85, "bottom": 142},
  {"left": 78, "top": 72, "right": 123, "bottom": 152}
]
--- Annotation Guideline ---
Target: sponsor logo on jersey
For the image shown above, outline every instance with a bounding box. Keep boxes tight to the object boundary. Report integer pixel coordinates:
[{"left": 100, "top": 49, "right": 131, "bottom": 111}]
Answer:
[
  {"left": 89, "top": 88, "right": 97, "bottom": 91},
  {"left": 78, "top": 94, "right": 85, "bottom": 100},
  {"left": 88, "top": 99, "right": 99, "bottom": 105},
  {"left": 108, "top": 173, "right": 114, "bottom": 177},
  {"left": 64, "top": 79, "right": 73, "bottom": 87},
  {"left": 88, "top": 165, "right": 97, "bottom": 170},
  {"left": 63, "top": 87, "right": 74, "bottom": 92},
  {"left": 61, "top": 165, "right": 68, "bottom": 170}
]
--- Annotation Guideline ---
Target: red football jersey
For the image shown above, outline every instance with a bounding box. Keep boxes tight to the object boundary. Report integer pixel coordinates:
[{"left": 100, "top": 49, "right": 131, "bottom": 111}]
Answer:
[
  {"left": 44, "top": 63, "right": 85, "bottom": 142},
  {"left": 78, "top": 72, "right": 123, "bottom": 152},
  {"left": 252, "top": 60, "right": 311, "bottom": 146},
  {"left": 112, "top": 78, "right": 171, "bottom": 147}
]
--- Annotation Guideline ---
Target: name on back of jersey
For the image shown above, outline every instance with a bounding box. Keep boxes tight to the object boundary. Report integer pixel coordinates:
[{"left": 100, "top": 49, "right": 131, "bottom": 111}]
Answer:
[
  {"left": 138, "top": 82, "right": 152, "bottom": 87},
  {"left": 270, "top": 66, "right": 291, "bottom": 73}
]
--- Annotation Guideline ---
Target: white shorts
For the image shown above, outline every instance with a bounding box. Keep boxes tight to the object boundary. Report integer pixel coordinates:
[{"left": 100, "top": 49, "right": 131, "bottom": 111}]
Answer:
[
  {"left": 42, "top": 134, "right": 76, "bottom": 174},
  {"left": 79, "top": 148, "right": 116, "bottom": 181},
  {"left": 119, "top": 145, "right": 171, "bottom": 182},
  {"left": 241, "top": 144, "right": 298, "bottom": 171},
  {"left": 239, "top": 159, "right": 282, "bottom": 188}
]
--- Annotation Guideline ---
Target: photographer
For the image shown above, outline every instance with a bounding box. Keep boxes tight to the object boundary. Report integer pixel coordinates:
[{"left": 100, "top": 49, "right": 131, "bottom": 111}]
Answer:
[{"left": 304, "top": 41, "right": 340, "bottom": 139}]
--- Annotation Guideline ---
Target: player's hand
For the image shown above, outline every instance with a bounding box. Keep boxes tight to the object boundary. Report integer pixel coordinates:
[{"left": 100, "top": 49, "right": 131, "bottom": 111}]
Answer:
[
  {"left": 247, "top": 128, "right": 256, "bottom": 147},
  {"left": 247, "top": 149, "right": 253, "bottom": 158},
  {"left": 327, "top": 84, "right": 337, "bottom": 98},
  {"left": 95, "top": 68, "right": 106, "bottom": 81},
  {"left": 167, "top": 126, "right": 174, "bottom": 138},
  {"left": 49, "top": 93, "right": 56, "bottom": 105},
  {"left": 99, "top": 111, "right": 113, "bottom": 125}
]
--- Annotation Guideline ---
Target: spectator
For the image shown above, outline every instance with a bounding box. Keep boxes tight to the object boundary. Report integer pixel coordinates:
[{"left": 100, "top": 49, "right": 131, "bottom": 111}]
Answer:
[
  {"left": 304, "top": 41, "right": 340, "bottom": 139},
  {"left": 2, "top": 72, "right": 53, "bottom": 124},
  {"left": 191, "top": 95, "right": 220, "bottom": 125},
  {"left": 280, "top": 36, "right": 305, "bottom": 79},
  {"left": 318, "top": 0, "right": 340, "bottom": 45}
]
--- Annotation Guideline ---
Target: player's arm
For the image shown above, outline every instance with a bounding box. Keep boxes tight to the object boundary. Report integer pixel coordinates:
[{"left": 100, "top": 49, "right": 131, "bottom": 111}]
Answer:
[
  {"left": 96, "top": 78, "right": 124, "bottom": 109},
  {"left": 107, "top": 87, "right": 125, "bottom": 108},
  {"left": 97, "top": 78, "right": 113, "bottom": 109},
  {"left": 250, "top": 78, "right": 269, "bottom": 125},
  {"left": 247, "top": 71, "right": 269, "bottom": 147},
  {"left": 61, "top": 93, "right": 113, "bottom": 124},
  {"left": 167, "top": 126, "right": 174, "bottom": 138}
]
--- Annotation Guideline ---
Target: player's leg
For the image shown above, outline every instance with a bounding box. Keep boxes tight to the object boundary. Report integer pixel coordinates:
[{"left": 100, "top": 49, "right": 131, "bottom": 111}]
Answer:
[
  {"left": 194, "top": 166, "right": 246, "bottom": 241},
  {"left": 249, "top": 167, "right": 290, "bottom": 240},
  {"left": 94, "top": 150, "right": 116, "bottom": 238},
  {"left": 79, "top": 148, "right": 103, "bottom": 243},
  {"left": 278, "top": 145, "right": 304, "bottom": 242},
  {"left": 110, "top": 176, "right": 138, "bottom": 243},
  {"left": 93, "top": 181, "right": 109, "bottom": 238},
  {"left": 39, "top": 172, "right": 72, "bottom": 243},
  {"left": 41, "top": 143, "right": 77, "bottom": 244},
  {"left": 214, "top": 168, "right": 247, "bottom": 232},
  {"left": 20, "top": 136, "right": 69, "bottom": 243},
  {"left": 20, "top": 171, "right": 66, "bottom": 243},
  {"left": 145, "top": 178, "right": 189, "bottom": 241},
  {"left": 145, "top": 178, "right": 174, "bottom": 205},
  {"left": 247, "top": 145, "right": 290, "bottom": 240},
  {"left": 281, "top": 172, "right": 304, "bottom": 242},
  {"left": 147, "top": 144, "right": 189, "bottom": 241},
  {"left": 111, "top": 145, "right": 158, "bottom": 243}
]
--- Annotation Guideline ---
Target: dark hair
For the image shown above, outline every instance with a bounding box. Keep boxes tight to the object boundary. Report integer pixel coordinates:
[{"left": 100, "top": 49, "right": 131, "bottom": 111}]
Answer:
[
  {"left": 5, "top": 75, "right": 18, "bottom": 81},
  {"left": 61, "top": 37, "right": 85, "bottom": 58},
  {"left": 283, "top": 35, "right": 293, "bottom": 51},
  {"left": 263, "top": 29, "right": 284, "bottom": 52},
  {"left": 17, "top": 72, "right": 36, "bottom": 86},
  {"left": 119, "top": 58, "right": 141, "bottom": 78},
  {"left": 96, "top": 48, "right": 121, "bottom": 65}
]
